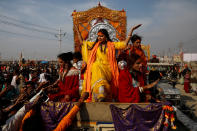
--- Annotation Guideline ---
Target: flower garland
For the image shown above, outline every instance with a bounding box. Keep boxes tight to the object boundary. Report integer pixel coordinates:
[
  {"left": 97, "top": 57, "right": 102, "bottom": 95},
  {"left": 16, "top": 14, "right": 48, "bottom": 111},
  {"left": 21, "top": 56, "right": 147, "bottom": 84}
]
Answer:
[{"left": 163, "top": 105, "right": 176, "bottom": 130}]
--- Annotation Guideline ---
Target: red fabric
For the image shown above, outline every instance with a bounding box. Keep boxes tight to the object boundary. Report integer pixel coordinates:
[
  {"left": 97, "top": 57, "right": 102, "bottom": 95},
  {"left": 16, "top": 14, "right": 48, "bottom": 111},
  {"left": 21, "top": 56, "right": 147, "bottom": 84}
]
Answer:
[
  {"left": 81, "top": 74, "right": 84, "bottom": 80},
  {"left": 138, "top": 73, "right": 145, "bottom": 87},
  {"left": 126, "top": 46, "right": 147, "bottom": 65},
  {"left": 118, "top": 69, "right": 141, "bottom": 103},
  {"left": 184, "top": 82, "right": 190, "bottom": 93},
  {"left": 126, "top": 46, "right": 148, "bottom": 83},
  {"left": 49, "top": 71, "right": 79, "bottom": 102},
  {"left": 184, "top": 73, "right": 190, "bottom": 93}
]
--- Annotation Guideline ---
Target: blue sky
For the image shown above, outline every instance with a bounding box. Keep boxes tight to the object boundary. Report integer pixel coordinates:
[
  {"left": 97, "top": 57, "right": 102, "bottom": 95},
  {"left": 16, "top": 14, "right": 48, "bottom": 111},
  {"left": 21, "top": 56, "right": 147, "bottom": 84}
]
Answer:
[{"left": 0, "top": 0, "right": 197, "bottom": 60}]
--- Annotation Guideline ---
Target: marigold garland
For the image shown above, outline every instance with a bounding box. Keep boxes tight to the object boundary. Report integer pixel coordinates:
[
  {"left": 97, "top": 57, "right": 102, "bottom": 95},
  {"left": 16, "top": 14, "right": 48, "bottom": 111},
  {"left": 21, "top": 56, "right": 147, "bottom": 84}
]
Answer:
[{"left": 163, "top": 105, "right": 176, "bottom": 130}]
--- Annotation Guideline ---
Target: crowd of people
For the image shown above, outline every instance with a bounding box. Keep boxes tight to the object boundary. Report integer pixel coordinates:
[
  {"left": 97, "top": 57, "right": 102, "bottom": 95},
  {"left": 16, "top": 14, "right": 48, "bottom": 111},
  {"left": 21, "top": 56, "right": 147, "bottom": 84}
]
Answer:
[{"left": 0, "top": 24, "right": 192, "bottom": 130}]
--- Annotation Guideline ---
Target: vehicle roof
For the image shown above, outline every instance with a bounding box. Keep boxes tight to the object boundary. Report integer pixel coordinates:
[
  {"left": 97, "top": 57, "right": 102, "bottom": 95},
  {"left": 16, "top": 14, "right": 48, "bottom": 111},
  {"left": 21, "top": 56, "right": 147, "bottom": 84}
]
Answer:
[{"left": 147, "top": 63, "right": 174, "bottom": 66}]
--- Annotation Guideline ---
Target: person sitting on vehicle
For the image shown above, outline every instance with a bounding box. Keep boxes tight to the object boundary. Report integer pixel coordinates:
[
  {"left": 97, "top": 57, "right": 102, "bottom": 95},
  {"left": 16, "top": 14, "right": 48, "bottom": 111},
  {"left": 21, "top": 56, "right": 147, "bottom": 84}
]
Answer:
[
  {"left": 47, "top": 52, "right": 80, "bottom": 102},
  {"left": 118, "top": 53, "right": 160, "bottom": 103}
]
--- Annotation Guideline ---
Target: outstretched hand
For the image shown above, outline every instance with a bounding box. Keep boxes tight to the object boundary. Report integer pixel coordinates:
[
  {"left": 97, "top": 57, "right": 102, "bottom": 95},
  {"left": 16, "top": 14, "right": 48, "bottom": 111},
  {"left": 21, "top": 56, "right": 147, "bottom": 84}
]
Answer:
[
  {"left": 132, "top": 24, "right": 142, "bottom": 31},
  {"left": 143, "top": 79, "right": 160, "bottom": 90},
  {"left": 81, "top": 92, "right": 89, "bottom": 101},
  {"left": 127, "top": 24, "right": 142, "bottom": 41},
  {"left": 76, "top": 92, "right": 89, "bottom": 107}
]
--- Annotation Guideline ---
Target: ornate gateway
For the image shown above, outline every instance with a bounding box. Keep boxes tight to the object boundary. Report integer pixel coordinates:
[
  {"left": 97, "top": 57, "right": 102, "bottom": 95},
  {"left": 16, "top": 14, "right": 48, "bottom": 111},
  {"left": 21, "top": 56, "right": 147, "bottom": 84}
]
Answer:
[{"left": 72, "top": 3, "right": 127, "bottom": 52}]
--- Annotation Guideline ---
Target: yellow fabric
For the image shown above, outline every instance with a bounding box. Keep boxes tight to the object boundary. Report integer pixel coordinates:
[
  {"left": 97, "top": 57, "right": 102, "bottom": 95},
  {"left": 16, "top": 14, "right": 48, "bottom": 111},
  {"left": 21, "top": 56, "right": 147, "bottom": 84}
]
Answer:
[
  {"left": 85, "top": 41, "right": 100, "bottom": 94},
  {"left": 81, "top": 41, "right": 94, "bottom": 63},
  {"left": 82, "top": 41, "right": 126, "bottom": 102},
  {"left": 53, "top": 105, "right": 80, "bottom": 131},
  {"left": 19, "top": 110, "right": 34, "bottom": 131},
  {"left": 81, "top": 41, "right": 126, "bottom": 63},
  {"left": 114, "top": 41, "right": 127, "bottom": 49}
]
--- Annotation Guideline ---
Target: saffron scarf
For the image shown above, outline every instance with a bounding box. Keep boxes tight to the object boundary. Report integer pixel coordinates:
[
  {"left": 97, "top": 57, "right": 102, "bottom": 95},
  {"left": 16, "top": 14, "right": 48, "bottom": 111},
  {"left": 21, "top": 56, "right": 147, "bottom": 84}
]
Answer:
[{"left": 85, "top": 41, "right": 119, "bottom": 101}]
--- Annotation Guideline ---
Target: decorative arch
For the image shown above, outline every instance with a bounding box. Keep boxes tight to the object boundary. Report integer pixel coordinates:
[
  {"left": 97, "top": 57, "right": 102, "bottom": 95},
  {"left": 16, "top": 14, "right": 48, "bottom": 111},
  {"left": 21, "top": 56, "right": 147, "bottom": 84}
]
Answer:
[{"left": 72, "top": 3, "right": 126, "bottom": 52}]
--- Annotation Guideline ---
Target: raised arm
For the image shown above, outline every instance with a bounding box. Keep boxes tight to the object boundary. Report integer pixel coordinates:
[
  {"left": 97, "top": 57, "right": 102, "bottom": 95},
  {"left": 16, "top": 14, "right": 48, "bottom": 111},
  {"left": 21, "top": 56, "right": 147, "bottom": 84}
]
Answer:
[
  {"left": 74, "top": 24, "right": 83, "bottom": 44},
  {"left": 125, "top": 24, "right": 142, "bottom": 45}
]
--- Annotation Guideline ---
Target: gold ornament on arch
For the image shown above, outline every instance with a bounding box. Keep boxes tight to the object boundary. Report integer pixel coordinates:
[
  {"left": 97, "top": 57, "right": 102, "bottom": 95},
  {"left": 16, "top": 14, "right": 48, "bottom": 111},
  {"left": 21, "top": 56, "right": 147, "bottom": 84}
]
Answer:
[{"left": 72, "top": 3, "right": 127, "bottom": 52}]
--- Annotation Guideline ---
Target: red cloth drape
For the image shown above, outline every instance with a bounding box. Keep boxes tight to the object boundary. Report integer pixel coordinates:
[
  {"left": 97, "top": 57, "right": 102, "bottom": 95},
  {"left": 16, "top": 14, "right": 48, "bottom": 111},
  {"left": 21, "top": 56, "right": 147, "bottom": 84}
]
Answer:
[
  {"left": 118, "top": 69, "right": 144, "bottom": 103},
  {"left": 49, "top": 70, "right": 79, "bottom": 102},
  {"left": 184, "top": 82, "right": 190, "bottom": 93}
]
